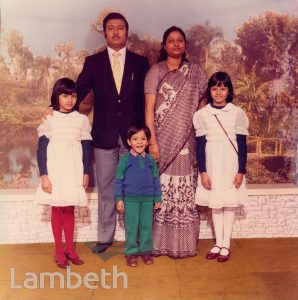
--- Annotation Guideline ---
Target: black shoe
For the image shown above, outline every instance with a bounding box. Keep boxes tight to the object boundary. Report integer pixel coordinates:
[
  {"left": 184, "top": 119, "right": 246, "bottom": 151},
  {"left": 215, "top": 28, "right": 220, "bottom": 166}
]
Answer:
[{"left": 92, "top": 242, "right": 112, "bottom": 254}]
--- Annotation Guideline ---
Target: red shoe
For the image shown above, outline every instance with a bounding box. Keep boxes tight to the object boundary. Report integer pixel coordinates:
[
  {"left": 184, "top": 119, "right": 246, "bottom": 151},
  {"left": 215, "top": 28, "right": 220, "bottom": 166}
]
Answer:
[
  {"left": 126, "top": 255, "right": 138, "bottom": 267},
  {"left": 141, "top": 255, "right": 153, "bottom": 265},
  {"left": 217, "top": 247, "right": 230, "bottom": 263},
  {"left": 65, "top": 252, "right": 84, "bottom": 265},
  {"left": 206, "top": 246, "right": 221, "bottom": 260},
  {"left": 55, "top": 254, "right": 69, "bottom": 269}
]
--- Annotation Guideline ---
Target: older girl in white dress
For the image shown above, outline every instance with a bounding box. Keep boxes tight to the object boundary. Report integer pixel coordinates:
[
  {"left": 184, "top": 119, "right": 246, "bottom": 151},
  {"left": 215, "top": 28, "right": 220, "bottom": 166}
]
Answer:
[
  {"left": 193, "top": 72, "right": 249, "bottom": 262},
  {"left": 36, "top": 78, "right": 92, "bottom": 268}
]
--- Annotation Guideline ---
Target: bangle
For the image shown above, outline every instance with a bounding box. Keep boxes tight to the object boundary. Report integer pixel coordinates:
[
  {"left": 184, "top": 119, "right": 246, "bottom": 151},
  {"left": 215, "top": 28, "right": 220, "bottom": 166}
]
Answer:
[{"left": 149, "top": 142, "right": 157, "bottom": 146}]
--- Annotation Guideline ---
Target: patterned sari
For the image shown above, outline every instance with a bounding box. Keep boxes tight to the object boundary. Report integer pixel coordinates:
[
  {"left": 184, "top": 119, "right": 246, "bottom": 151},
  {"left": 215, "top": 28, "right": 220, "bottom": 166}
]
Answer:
[{"left": 145, "top": 61, "right": 206, "bottom": 258}]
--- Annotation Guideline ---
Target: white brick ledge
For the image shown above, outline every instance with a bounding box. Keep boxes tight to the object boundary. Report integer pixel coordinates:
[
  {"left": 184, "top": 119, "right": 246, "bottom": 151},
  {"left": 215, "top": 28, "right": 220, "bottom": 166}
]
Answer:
[
  {"left": 0, "top": 184, "right": 298, "bottom": 244},
  {"left": 1, "top": 184, "right": 297, "bottom": 202}
]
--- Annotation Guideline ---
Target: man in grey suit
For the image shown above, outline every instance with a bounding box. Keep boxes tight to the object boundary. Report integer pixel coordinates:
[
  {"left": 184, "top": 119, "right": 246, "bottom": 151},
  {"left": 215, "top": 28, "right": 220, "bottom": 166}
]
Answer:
[{"left": 76, "top": 12, "right": 149, "bottom": 253}]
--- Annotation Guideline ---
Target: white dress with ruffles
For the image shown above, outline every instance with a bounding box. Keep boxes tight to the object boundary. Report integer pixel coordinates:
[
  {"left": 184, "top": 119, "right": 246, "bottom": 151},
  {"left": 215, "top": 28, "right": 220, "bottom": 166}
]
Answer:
[
  {"left": 193, "top": 103, "right": 249, "bottom": 209},
  {"left": 35, "top": 111, "right": 92, "bottom": 207}
]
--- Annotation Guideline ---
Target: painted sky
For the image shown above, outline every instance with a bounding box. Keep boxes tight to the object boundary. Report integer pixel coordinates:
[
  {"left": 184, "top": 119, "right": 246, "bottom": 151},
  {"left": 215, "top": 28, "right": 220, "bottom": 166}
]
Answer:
[{"left": 0, "top": 0, "right": 297, "bottom": 56}]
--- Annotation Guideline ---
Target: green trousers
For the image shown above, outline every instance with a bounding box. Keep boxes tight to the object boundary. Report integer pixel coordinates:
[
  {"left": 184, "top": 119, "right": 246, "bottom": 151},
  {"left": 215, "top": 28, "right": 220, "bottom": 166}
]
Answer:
[{"left": 124, "top": 201, "right": 153, "bottom": 255}]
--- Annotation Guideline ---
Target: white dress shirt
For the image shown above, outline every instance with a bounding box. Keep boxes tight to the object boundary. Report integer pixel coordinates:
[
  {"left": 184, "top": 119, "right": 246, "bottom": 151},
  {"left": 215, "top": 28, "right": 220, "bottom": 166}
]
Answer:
[{"left": 107, "top": 46, "right": 126, "bottom": 78}]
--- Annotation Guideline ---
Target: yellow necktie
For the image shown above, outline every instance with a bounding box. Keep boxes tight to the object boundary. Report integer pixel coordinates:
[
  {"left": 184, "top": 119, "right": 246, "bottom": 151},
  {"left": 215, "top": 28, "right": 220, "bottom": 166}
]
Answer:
[{"left": 112, "top": 52, "right": 122, "bottom": 94}]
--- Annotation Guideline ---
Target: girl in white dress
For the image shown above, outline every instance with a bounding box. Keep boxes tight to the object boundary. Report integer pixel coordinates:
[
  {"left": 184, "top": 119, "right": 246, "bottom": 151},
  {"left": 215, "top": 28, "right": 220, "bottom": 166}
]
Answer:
[
  {"left": 36, "top": 78, "right": 92, "bottom": 268},
  {"left": 193, "top": 72, "right": 249, "bottom": 262}
]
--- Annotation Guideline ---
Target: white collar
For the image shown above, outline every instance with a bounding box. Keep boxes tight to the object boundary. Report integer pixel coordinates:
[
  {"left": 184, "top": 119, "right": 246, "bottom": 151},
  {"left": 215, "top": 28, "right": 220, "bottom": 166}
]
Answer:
[
  {"left": 53, "top": 111, "right": 79, "bottom": 118},
  {"left": 205, "top": 103, "right": 235, "bottom": 115},
  {"left": 107, "top": 46, "right": 126, "bottom": 57}
]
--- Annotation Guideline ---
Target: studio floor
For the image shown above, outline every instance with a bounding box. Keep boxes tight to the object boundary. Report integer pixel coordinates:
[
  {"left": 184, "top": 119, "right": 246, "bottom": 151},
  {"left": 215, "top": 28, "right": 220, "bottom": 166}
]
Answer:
[{"left": 0, "top": 238, "right": 297, "bottom": 300}]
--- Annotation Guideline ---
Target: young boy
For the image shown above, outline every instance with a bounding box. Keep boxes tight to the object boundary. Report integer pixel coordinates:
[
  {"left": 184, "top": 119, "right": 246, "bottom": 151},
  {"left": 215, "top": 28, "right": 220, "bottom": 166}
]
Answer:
[{"left": 115, "top": 125, "right": 162, "bottom": 267}]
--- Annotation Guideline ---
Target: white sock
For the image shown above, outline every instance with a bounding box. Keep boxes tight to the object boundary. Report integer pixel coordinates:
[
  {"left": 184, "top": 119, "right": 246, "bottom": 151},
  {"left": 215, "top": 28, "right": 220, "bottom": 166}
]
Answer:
[
  {"left": 221, "top": 208, "right": 235, "bottom": 255},
  {"left": 211, "top": 208, "right": 224, "bottom": 252}
]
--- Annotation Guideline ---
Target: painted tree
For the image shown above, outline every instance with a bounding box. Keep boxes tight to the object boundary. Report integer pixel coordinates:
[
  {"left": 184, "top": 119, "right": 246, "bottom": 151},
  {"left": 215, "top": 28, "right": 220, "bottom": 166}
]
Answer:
[
  {"left": 128, "top": 33, "right": 160, "bottom": 66},
  {"left": 186, "top": 22, "right": 224, "bottom": 69},
  {"left": 4, "top": 30, "right": 33, "bottom": 80},
  {"left": 236, "top": 11, "right": 298, "bottom": 82},
  {"left": 218, "top": 42, "right": 244, "bottom": 79},
  {"left": 234, "top": 65, "right": 272, "bottom": 136}
]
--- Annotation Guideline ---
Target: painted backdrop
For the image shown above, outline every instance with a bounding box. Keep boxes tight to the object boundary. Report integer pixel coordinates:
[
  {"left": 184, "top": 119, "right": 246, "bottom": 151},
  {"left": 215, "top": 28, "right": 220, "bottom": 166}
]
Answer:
[{"left": 0, "top": 0, "right": 297, "bottom": 188}]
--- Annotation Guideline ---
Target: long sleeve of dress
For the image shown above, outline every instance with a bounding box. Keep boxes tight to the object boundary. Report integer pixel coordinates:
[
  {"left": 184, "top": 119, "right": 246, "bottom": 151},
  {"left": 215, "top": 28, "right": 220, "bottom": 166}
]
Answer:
[
  {"left": 193, "top": 109, "right": 207, "bottom": 173},
  {"left": 236, "top": 134, "right": 247, "bottom": 174},
  {"left": 81, "top": 140, "right": 92, "bottom": 174},
  {"left": 235, "top": 108, "right": 249, "bottom": 174},
  {"left": 80, "top": 115, "right": 92, "bottom": 174},
  {"left": 196, "top": 136, "right": 207, "bottom": 173},
  {"left": 37, "top": 135, "right": 50, "bottom": 176}
]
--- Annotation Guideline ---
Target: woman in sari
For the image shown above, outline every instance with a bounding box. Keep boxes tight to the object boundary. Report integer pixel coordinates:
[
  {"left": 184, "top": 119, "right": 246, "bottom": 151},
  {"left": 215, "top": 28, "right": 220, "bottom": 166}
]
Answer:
[{"left": 145, "top": 26, "right": 207, "bottom": 258}]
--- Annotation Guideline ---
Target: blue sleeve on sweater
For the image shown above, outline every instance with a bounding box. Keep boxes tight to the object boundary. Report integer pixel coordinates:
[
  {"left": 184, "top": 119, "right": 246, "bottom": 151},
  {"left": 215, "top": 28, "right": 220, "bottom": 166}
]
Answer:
[{"left": 114, "top": 153, "right": 130, "bottom": 201}]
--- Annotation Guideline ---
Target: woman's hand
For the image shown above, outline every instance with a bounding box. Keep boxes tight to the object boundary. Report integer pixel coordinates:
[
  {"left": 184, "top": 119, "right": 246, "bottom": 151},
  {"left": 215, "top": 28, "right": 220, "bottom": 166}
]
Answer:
[
  {"left": 41, "top": 175, "right": 52, "bottom": 194},
  {"left": 83, "top": 174, "right": 89, "bottom": 190},
  {"left": 116, "top": 200, "right": 125, "bottom": 213},
  {"left": 149, "top": 143, "right": 159, "bottom": 162},
  {"left": 154, "top": 202, "right": 162, "bottom": 209},
  {"left": 200, "top": 172, "right": 212, "bottom": 190},
  {"left": 233, "top": 173, "right": 244, "bottom": 189}
]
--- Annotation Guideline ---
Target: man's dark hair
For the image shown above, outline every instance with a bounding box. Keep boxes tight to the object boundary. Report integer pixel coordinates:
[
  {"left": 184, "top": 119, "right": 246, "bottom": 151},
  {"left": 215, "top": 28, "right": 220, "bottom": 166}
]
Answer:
[{"left": 103, "top": 12, "right": 129, "bottom": 32}]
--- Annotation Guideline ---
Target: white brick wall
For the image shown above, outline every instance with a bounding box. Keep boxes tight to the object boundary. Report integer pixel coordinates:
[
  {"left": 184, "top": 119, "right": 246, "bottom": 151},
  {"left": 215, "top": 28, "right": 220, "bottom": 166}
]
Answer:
[{"left": 0, "top": 184, "right": 297, "bottom": 244}]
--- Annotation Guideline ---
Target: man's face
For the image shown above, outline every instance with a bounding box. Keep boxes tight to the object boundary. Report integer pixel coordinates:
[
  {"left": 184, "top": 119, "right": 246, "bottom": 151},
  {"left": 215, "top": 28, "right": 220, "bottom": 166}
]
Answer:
[{"left": 104, "top": 19, "right": 128, "bottom": 51}]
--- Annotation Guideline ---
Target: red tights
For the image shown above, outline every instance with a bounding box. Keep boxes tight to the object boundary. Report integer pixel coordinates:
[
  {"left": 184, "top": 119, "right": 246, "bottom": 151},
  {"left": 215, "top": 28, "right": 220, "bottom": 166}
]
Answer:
[{"left": 51, "top": 206, "right": 75, "bottom": 256}]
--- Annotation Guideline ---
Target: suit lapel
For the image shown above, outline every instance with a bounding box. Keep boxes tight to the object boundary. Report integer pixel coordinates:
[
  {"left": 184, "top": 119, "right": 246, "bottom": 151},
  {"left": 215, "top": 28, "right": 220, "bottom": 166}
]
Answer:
[{"left": 120, "top": 50, "right": 134, "bottom": 95}]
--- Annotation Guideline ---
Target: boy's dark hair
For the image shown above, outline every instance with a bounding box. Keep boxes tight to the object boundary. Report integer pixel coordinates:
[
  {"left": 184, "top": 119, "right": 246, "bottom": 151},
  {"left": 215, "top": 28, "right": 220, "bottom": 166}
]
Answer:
[
  {"left": 127, "top": 124, "right": 151, "bottom": 140},
  {"left": 103, "top": 12, "right": 129, "bottom": 32},
  {"left": 51, "top": 77, "right": 77, "bottom": 111},
  {"left": 205, "top": 71, "right": 234, "bottom": 104}
]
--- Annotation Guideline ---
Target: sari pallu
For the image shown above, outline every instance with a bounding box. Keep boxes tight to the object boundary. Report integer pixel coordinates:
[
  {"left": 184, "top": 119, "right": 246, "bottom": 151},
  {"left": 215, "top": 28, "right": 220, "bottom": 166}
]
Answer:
[
  {"left": 152, "top": 62, "right": 206, "bottom": 258},
  {"left": 155, "top": 63, "right": 204, "bottom": 174}
]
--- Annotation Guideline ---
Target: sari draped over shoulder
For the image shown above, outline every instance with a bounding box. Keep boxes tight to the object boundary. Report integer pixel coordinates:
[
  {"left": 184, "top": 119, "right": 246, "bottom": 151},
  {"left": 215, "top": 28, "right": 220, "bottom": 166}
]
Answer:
[
  {"left": 145, "top": 61, "right": 207, "bottom": 258},
  {"left": 155, "top": 62, "right": 205, "bottom": 175}
]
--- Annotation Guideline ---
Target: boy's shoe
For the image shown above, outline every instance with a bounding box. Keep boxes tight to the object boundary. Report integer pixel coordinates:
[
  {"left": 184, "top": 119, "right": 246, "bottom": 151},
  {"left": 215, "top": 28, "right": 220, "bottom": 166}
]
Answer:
[
  {"left": 65, "top": 252, "right": 84, "bottom": 265},
  {"left": 126, "top": 255, "right": 138, "bottom": 267},
  {"left": 141, "top": 255, "right": 153, "bottom": 265}
]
